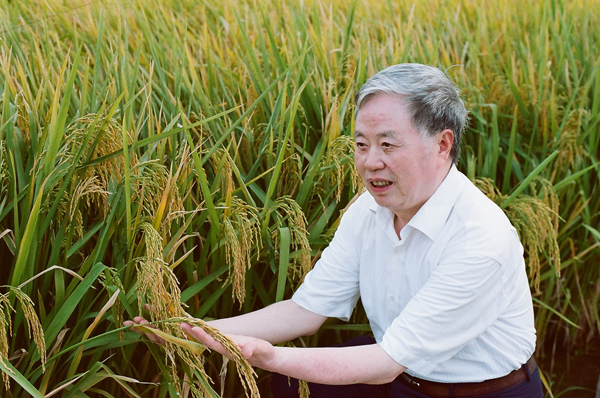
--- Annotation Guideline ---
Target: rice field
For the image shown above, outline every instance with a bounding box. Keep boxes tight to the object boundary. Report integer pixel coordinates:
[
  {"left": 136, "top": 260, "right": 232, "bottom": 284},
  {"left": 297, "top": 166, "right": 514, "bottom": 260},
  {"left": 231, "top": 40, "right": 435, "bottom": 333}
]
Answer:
[{"left": 0, "top": 0, "right": 599, "bottom": 396}]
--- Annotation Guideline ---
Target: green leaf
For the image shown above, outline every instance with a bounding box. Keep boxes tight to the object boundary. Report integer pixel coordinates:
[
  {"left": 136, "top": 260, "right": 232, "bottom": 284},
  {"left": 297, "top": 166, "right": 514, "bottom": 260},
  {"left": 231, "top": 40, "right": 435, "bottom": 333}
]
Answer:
[
  {"left": 532, "top": 297, "right": 580, "bottom": 329},
  {"left": 43, "top": 262, "right": 107, "bottom": 350},
  {"left": 0, "top": 358, "right": 44, "bottom": 397},
  {"left": 276, "top": 227, "right": 291, "bottom": 302},
  {"left": 501, "top": 150, "right": 559, "bottom": 208},
  {"left": 43, "top": 50, "right": 81, "bottom": 177},
  {"left": 9, "top": 177, "right": 48, "bottom": 287}
]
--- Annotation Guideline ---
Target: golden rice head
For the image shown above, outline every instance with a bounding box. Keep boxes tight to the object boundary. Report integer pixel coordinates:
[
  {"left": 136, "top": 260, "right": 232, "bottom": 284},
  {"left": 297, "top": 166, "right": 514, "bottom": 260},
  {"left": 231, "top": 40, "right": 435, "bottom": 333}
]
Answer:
[
  {"left": 210, "top": 148, "right": 234, "bottom": 201},
  {"left": 486, "top": 75, "right": 518, "bottom": 113},
  {"left": 0, "top": 141, "right": 8, "bottom": 200},
  {"left": 135, "top": 223, "right": 210, "bottom": 394},
  {"left": 188, "top": 112, "right": 205, "bottom": 146},
  {"left": 42, "top": 182, "right": 69, "bottom": 236},
  {"left": 66, "top": 176, "right": 108, "bottom": 243},
  {"left": 269, "top": 196, "right": 312, "bottom": 284},
  {"left": 298, "top": 380, "right": 310, "bottom": 398},
  {"left": 319, "top": 136, "right": 362, "bottom": 203},
  {"left": 9, "top": 287, "right": 46, "bottom": 371},
  {"left": 167, "top": 145, "right": 195, "bottom": 225},
  {"left": 475, "top": 178, "right": 560, "bottom": 292},
  {"left": 280, "top": 341, "right": 310, "bottom": 398},
  {"left": 473, "top": 178, "right": 501, "bottom": 201},
  {"left": 555, "top": 109, "right": 589, "bottom": 171},
  {"left": 277, "top": 143, "right": 302, "bottom": 198},
  {"left": 131, "top": 160, "right": 185, "bottom": 231},
  {"left": 136, "top": 222, "right": 184, "bottom": 320},
  {"left": 15, "top": 91, "right": 31, "bottom": 147},
  {"left": 64, "top": 114, "right": 136, "bottom": 217},
  {"left": 221, "top": 198, "right": 261, "bottom": 307},
  {"left": 0, "top": 294, "right": 14, "bottom": 391},
  {"left": 178, "top": 317, "right": 260, "bottom": 398},
  {"left": 485, "top": 69, "right": 556, "bottom": 140},
  {"left": 188, "top": 383, "right": 212, "bottom": 398}
]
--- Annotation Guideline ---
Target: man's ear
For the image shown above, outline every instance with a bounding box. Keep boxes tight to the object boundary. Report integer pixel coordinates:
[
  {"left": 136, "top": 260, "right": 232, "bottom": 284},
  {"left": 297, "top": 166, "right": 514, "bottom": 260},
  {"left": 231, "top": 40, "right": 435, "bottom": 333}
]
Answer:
[{"left": 437, "top": 129, "right": 454, "bottom": 160}]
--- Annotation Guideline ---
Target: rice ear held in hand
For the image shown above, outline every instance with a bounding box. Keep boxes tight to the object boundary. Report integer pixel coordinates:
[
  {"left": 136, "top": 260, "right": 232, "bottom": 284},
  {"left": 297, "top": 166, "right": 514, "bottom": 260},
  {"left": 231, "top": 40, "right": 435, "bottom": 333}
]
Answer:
[{"left": 134, "top": 222, "right": 259, "bottom": 398}]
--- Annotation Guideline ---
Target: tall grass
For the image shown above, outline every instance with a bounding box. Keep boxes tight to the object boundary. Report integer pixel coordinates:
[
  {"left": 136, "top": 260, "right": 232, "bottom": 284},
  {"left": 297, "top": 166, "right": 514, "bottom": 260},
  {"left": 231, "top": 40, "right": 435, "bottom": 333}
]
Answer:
[{"left": 0, "top": 0, "right": 598, "bottom": 395}]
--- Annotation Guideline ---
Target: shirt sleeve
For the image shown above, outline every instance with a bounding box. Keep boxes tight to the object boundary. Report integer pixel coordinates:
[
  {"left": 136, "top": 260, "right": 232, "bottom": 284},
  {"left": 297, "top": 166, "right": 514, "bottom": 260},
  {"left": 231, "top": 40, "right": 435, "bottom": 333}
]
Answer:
[
  {"left": 292, "top": 203, "right": 362, "bottom": 321},
  {"left": 379, "top": 241, "right": 511, "bottom": 375}
]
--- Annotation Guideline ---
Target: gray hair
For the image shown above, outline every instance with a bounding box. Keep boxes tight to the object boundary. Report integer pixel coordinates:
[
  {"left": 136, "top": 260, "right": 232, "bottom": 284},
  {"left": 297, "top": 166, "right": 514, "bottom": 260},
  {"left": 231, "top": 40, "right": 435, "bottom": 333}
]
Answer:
[{"left": 354, "top": 63, "right": 468, "bottom": 163}]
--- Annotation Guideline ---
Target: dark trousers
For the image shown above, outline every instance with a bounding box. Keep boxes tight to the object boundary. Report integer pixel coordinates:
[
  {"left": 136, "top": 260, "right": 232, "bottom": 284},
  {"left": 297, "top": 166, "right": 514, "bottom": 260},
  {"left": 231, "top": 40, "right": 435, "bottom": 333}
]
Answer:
[{"left": 270, "top": 336, "right": 544, "bottom": 398}]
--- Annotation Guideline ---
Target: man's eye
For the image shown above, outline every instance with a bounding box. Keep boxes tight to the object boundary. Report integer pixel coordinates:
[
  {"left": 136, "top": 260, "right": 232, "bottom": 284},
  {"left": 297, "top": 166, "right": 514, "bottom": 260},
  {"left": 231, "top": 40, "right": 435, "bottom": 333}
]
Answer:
[{"left": 382, "top": 142, "right": 392, "bottom": 148}]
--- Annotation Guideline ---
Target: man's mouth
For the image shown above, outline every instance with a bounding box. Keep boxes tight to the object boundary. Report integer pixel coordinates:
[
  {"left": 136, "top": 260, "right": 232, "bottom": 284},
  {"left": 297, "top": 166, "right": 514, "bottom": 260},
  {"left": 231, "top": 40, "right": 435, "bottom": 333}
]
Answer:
[{"left": 370, "top": 180, "right": 392, "bottom": 188}]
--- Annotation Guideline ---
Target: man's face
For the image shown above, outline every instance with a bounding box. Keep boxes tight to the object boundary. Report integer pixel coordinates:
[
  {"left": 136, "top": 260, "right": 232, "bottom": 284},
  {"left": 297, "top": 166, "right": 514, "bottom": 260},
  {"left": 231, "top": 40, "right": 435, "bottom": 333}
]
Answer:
[{"left": 354, "top": 94, "right": 443, "bottom": 220}]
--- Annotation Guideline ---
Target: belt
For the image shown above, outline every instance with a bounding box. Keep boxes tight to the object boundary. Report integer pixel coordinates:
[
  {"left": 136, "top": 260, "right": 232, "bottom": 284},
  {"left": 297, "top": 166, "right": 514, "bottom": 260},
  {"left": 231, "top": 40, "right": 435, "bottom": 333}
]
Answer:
[{"left": 399, "top": 357, "right": 537, "bottom": 398}]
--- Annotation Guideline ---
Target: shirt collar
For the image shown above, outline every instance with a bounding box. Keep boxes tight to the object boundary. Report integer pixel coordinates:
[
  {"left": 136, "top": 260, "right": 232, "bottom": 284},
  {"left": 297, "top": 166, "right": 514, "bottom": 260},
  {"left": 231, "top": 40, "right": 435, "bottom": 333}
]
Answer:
[
  {"left": 368, "top": 164, "right": 465, "bottom": 241},
  {"left": 408, "top": 164, "right": 464, "bottom": 240}
]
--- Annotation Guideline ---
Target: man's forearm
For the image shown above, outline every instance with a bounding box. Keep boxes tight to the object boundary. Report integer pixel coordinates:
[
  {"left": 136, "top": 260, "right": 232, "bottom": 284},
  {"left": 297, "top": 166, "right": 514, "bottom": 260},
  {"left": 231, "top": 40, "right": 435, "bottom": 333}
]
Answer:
[
  {"left": 257, "top": 343, "right": 406, "bottom": 385},
  {"left": 206, "top": 299, "right": 327, "bottom": 344}
]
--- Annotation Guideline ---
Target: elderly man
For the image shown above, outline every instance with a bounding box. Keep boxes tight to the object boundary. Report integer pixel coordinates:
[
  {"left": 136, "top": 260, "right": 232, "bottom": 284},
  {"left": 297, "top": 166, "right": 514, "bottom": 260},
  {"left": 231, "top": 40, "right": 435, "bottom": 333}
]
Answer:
[{"left": 130, "top": 63, "right": 544, "bottom": 398}]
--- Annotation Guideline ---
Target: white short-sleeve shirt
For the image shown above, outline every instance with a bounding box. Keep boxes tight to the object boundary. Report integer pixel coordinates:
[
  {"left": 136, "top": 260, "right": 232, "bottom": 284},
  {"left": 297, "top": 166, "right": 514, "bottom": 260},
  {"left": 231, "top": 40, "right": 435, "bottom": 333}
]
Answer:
[{"left": 292, "top": 165, "right": 536, "bottom": 383}]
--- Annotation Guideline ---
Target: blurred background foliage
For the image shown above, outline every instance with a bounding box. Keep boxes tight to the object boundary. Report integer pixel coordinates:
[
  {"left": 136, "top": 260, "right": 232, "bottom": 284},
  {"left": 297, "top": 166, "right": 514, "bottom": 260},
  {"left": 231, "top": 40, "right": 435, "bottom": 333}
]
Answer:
[{"left": 0, "top": 0, "right": 598, "bottom": 396}]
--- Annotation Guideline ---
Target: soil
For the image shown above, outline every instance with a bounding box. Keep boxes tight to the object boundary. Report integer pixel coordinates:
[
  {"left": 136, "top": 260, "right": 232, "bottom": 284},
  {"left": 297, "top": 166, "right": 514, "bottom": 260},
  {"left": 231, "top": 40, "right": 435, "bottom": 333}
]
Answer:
[{"left": 538, "top": 351, "right": 600, "bottom": 397}]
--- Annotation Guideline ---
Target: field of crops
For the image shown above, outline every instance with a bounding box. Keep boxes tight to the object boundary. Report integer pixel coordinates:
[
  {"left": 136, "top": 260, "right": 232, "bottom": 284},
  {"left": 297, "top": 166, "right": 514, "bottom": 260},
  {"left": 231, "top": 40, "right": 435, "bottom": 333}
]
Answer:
[{"left": 0, "top": 0, "right": 599, "bottom": 396}]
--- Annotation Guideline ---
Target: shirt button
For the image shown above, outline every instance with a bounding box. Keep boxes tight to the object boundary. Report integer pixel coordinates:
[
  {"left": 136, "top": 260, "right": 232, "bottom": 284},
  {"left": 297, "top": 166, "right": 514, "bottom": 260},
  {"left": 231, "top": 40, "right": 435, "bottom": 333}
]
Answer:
[{"left": 390, "top": 296, "right": 395, "bottom": 301}]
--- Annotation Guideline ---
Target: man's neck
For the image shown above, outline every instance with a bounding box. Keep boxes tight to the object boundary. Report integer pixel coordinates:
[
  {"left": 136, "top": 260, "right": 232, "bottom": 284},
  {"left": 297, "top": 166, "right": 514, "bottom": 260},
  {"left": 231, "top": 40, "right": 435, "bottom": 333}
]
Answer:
[{"left": 393, "top": 162, "right": 453, "bottom": 236}]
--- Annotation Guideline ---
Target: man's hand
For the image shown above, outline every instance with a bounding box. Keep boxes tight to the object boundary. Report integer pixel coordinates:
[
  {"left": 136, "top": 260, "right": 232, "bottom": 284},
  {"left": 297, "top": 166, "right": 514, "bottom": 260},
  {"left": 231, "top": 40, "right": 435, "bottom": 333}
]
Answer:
[
  {"left": 124, "top": 304, "right": 167, "bottom": 345},
  {"left": 180, "top": 323, "right": 278, "bottom": 370},
  {"left": 124, "top": 315, "right": 166, "bottom": 345}
]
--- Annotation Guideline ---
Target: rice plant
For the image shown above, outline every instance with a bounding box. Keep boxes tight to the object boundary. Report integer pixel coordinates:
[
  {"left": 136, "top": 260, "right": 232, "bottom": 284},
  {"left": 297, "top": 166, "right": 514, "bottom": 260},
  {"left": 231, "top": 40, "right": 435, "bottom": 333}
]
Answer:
[{"left": 0, "top": 0, "right": 598, "bottom": 396}]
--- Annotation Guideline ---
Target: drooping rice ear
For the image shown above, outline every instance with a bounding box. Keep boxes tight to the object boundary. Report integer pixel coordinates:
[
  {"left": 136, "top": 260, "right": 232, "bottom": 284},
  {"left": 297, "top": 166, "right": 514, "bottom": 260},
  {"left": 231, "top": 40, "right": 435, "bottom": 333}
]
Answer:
[
  {"left": 268, "top": 196, "right": 312, "bottom": 284},
  {"left": 322, "top": 135, "right": 362, "bottom": 202},
  {"left": 136, "top": 222, "right": 183, "bottom": 320},
  {"left": 15, "top": 91, "right": 32, "bottom": 147},
  {"left": 0, "top": 294, "right": 14, "bottom": 390},
  {"left": 221, "top": 197, "right": 261, "bottom": 307},
  {"left": 9, "top": 288, "right": 46, "bottom": 372},
  {"left": 181, "top": 318, "right": 260, "bottom": 398},
  {"left": 555, "top": 109, "right": 589, "bottom": 171},
  {"left": 64, "top": 114, "right": 136, "bottom": 218},
  {"left": 0, "top": 141, "right": 8, "bottom": 200},
  {"left": 474, "top": 177, "right": 560, "bottom": 292},
  {"left": 298, "top": 379, "right": 310, "bottom": 398},
  {"left": 134, "top": 223, "right": 224, "bottom": 396}
]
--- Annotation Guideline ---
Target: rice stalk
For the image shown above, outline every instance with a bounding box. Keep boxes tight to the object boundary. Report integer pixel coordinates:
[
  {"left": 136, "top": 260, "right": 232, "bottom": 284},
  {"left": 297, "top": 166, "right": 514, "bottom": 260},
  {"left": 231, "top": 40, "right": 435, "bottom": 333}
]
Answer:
[
  {"left": 221, "top": 197, "right": 261, "bottom": 306},
  {"left": 210, "top": 148, "right": 234, "bottom": 203},
  {"left": 99, "top": 268, "right": 126, "bottom": 340}
]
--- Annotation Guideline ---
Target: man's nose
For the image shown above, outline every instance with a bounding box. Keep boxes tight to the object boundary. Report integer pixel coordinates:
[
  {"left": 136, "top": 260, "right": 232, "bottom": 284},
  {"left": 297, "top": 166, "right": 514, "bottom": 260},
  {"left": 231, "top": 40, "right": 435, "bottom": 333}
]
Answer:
[{"left": 364, "top": 148, "right": 385, "bottom": 170}]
